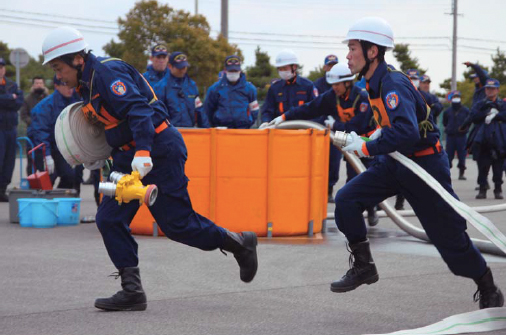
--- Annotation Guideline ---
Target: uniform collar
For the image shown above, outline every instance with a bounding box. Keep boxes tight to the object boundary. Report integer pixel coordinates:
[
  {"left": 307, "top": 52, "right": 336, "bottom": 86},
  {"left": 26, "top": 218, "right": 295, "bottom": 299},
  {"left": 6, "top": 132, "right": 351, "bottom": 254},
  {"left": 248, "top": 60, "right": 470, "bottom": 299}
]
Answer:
[
  {"left": 78, "top": 53, "right": 97, "bottom": 91},
  {"left": 366, "top": 61, "right": 388, "bottom": 97},
  {"left": 283, "top": 74, "right": 300, "bottom": 86}
]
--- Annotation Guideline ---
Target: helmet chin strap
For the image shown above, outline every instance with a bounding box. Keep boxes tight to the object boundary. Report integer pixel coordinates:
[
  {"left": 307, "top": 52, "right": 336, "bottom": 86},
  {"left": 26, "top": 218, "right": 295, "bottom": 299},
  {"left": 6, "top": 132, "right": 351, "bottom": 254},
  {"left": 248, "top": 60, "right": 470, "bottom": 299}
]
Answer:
[{"left": 358, "top": 40, "right": 371, "bottom": 80}]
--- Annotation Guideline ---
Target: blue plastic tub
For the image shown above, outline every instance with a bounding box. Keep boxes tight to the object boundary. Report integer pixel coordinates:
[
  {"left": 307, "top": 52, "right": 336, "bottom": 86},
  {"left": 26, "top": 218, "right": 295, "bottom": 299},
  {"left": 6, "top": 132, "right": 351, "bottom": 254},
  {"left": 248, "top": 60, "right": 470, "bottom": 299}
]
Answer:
[
  {"left": 53, "top": 198, "right": 81, "bottom": 226},
  {"left": 17, "top": 198, "right": 40, "bottom": 227},
  {"left": 17, "top": 199, "right": 58, "bottom": 228}
]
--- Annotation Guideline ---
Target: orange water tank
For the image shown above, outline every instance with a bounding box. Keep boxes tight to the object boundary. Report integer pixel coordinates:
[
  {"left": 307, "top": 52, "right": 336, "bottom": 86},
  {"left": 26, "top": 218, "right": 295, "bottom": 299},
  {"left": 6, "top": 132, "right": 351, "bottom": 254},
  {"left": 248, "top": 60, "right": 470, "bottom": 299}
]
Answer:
[{"left": 130, "top": 128, "right": 329, "bottom": 237}]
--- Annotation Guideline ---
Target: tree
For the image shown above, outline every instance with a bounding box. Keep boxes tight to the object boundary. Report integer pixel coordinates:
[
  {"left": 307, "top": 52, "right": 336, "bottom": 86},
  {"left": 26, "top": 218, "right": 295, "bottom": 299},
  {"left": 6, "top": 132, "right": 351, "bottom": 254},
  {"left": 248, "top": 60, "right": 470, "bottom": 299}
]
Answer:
[
  {"left": 392, "top": 44, "right": 426, "bottom": 74},
  {"left": 490, "top": 48, "right": 506, "bottom": 86},
  {"left": 103, "top": 0, "right": 241, "bottom": 94},
  {"left": 244, "top": 46, "right": 277, "bottom": 101}
]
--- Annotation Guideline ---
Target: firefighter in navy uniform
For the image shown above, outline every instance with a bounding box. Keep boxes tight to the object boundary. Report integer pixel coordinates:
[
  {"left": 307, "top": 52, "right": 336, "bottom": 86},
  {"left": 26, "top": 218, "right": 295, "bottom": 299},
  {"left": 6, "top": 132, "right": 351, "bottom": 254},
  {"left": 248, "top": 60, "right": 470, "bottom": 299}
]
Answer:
[
  {"left": 331, "top": 17, "right": 503, "bottom": 309},
  {"left": 261, "top": 49, "right": 318, "bottom": 124},
  {"left": 269, "top": 63, "right": 378, "bottom": 226},
  {"left": 313, "top": 54, "right": 338, "bottom": 94},
  {"left": 42, "top": 26, "right": 258, "bottom": 312},
  {"left": 418, "top": 74, "right": 443, "bottom": 120},
  {"left": 464, "top": 62, "right": 489, "bottom": 106},
  {"left": 442, "top": 90, "right": 470, "bottom": 180}
]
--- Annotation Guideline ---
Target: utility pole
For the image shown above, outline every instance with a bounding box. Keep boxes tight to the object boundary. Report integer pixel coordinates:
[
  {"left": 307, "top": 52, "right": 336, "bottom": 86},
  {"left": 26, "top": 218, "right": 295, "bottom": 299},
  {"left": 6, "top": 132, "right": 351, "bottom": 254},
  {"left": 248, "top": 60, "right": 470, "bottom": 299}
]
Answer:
[
  {"left": 451, "top": 0, "right": 458, "bottom": 90},
  {"left": 221, "top": 0, "right": 228, "bottom": 40},
  {"left": 195, "top": 0, "right": 198, "bottom": 15}
]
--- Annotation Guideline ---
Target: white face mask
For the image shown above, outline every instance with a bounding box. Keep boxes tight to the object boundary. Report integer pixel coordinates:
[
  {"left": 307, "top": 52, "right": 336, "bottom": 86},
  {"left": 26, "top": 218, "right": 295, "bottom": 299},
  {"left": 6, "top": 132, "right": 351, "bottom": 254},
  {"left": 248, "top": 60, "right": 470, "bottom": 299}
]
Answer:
[
  {"left": 226, "top": 72, "right": 240, "bottom": 82},
  {"left": 279, "top": 70, "right": 294, "bottom": 81},
  {"left": 451, "top": 97, "right": 461, "bottom": 103},
  {"left": 412, "top": 80, "right": 420, "bottom": 88}
]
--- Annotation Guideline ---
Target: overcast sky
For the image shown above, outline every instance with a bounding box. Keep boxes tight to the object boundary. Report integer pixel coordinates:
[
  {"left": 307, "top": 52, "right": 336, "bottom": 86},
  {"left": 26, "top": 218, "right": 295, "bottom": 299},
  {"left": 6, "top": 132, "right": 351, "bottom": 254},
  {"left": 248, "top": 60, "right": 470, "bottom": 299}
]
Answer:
[{"left": 0, "top": 0, "right": 505, "bottom": 94}]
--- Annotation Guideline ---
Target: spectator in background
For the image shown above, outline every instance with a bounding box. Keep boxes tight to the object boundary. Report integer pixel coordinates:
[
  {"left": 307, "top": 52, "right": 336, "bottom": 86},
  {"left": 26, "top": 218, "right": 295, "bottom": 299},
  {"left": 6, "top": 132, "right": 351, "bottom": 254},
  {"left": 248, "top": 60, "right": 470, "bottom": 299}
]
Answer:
[
  {"left": 464, "top": 62, "right": 489, "bottom": 105},
  {"left": 0, "top": 57, "right": 24, "bottom": 202},
  {"left": 205, "top": 55, "right": 259, "bottom": 128},
  {"left": 19, "top": 76, "right": 49, "bottom": 176},
  {"left": 161, "top": 52, "right": 209, "bottom": 128},
  {"left": 313, "top": 54, "right": 338, "bottom": 94},
  {"left": 261, "top": 49, "right": 318, "bottom": 124},
  {"left": 143, "top": 44, "right": 170, "bottom": 99},
  {"left": 418, "top": 74, "right": 443, "bottom": 120},
  {"left": 443, "top": 90, "right": 470, "bottom": 180},
  {"left": 28, "top": 76, "right": 82, "bottom": 191}
]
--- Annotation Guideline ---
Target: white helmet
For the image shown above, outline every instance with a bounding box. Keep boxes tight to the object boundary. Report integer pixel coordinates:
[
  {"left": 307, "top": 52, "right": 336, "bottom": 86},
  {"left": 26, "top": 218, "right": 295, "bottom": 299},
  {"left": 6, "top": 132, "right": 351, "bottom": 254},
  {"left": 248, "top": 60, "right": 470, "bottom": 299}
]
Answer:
[
  {"left": 275, "top": 49, "right": 299, "bottom": 67},
  {"left": 342, "top": 17, "right": 394, "bottom": 50},
  {"left": 42, "top": 26, "right": 88, "bottom": 65},
  {"left": 326, "top": 63, "right": 356, "bottom": 84}
]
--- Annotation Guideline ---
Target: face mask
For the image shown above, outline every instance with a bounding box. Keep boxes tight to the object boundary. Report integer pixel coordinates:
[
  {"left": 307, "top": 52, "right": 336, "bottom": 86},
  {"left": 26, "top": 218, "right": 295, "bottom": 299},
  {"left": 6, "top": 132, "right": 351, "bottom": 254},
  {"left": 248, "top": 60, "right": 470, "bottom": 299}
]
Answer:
[
  {"left": 412, "top": 80, "right": 420, "bottom": 88},
  {"left": 226, "top": 72, "right": 240, "bottom": 82},
  {"left": 451, "top": 97, "right": 461, "bottom": 103},
  {"left": 279, "top": 70, "right": 294, "bottom": 81}
]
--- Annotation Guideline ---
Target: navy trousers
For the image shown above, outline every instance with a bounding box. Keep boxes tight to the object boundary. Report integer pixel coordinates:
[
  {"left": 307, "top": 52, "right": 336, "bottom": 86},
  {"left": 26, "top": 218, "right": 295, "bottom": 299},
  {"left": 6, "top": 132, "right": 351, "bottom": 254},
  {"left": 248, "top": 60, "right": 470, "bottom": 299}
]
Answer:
[
  {"left": 477, "top": 147, "right": 504, "bottom": 189},
  {"left": 334, "top": 151, "right": 487, "bottom": 279},
  {"left": 0, "top": 129, "right": 17, "bottom": 190},
  {"left": 95, "top": 125, "right": 227, "bottom": 269},
  {"left": 445, "top": 135, "right": 467, "bottom": 169},
  {"left": 329, "top": 145, "right": 342, "bottom": 191}
]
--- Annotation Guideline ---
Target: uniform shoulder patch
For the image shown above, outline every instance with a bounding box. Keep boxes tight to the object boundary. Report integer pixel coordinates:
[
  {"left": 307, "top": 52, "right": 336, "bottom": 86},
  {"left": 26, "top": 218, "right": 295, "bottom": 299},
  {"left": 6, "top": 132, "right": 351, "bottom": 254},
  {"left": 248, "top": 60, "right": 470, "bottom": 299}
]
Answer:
[
  {"left": 110, "top": 79, "right": 127, "bottom": 96},
  {"left": 359, "top": 102, "right": 368, "bottom": 113},
  {"left": 385, "top": 91, "right": 399, "bottom": 110},
  {"left": 313, "top": 87, "right": 319, "bottom": 97}
]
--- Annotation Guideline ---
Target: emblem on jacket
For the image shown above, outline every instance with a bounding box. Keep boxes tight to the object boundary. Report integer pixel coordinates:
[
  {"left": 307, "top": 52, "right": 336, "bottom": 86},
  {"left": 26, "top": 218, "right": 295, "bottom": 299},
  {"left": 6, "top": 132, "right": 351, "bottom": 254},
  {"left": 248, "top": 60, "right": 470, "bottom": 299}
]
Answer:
[
  {"left": 385, "top": 91, "right": 399, "bottom": 110},
  {"left": 110, "top": 80, "right": 127, "bottom": 96}
]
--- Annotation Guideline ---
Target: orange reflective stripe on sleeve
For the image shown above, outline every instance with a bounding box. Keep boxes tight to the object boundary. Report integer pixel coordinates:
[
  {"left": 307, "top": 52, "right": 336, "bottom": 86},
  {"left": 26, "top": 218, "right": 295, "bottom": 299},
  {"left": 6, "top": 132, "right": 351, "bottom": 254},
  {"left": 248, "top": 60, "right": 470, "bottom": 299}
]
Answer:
[
  {"left": 298, "top": 100, "right": 304, "bottom": 106},
  {"left": 135, "top": 150, "right": 150, "bottom": 157},
  {"left": 278, "top": 102, "right": 284, "bottom": 113},
  {"left": 154, "top": 120, "right": 168, "bottom": 133},
  {"left": 362, "top": 142, "right": 370, "bottom": 156}
]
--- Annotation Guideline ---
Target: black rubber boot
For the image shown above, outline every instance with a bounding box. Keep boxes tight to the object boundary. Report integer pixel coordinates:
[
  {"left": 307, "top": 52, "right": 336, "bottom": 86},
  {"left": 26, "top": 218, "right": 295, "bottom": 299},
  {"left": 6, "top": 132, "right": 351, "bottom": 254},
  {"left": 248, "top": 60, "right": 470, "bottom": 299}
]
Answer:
[
  {"left": 95, "top": 267, "right": 147, "bottom": 311},
  {"left": 458, "top": 168, "right": 467, "bottom": 180},
  {"left": 328, "top": 187, "right": 334, "bottom": 203},
  {"left": 394, "top": 194, "right": 405, "bottom": 210},
  {"left": 221, "top": 231, "right": 258, "bottom": 283},
  {"left": 494, "top": 186, "right": 503, "bottom": 200},
  {"left": 331, "top": 240, "right": 379, "bottom": 293},
  {"left": 473, "top": 267, "right": 504, "bottom": 309},
  {"left": 476, "top": 188, "right": 487, "bottom": 199},
  {"left": 367, "top": 207, "right": 379, "bottom": 227},
  {"left": 0, "top": 189, "right": 8, "bottom": 203}
]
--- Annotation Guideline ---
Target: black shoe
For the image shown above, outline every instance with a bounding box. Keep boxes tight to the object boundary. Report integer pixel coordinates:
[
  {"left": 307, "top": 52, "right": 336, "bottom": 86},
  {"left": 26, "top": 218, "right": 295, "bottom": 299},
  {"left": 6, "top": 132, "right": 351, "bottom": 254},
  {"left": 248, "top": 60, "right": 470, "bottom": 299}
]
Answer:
[
  {"left": 328, "top": 192, "right": 334, "bottom": 203},
  {"left": 0, "top": 192, "right": 8, "bottom": 202},
  {"left": 473, "top": 268, "right": 504, "bottom": 309},
  {"left": 367, "top": 207, "right": 379, "bottom": 227},
  {"left": 331, "top": 240, "right": 379, "bottom": 293},
  {"left": 476, "top": 189, "right": 487, "bottom": 199},
  {"left": 458, "top": 169, "right": 466, "bottom": 180},
  {"left": 394, "top": 194, "right": 405, "bottom": 211},
  {"left": 475, "top": 183, "right": 490, "bottom": 190},
  {"left": 494, "top": 191, "right": 503, "bottom": 199},
  {"left": 95, "top": 267, "right": 147, "bottom": 311},
  {"left": 221, "top": 231, "right": 258, "bottom": 283}
]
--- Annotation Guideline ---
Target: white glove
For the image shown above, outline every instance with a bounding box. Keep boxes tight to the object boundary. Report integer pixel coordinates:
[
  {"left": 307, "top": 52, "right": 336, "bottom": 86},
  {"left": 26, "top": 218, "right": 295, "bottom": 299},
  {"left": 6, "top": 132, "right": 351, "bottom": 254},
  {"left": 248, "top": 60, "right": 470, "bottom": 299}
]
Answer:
[
  {"left": 324, "top": 115, "right": 335, "bottom": 129},
  {"left": 45, "top": 155, "right": 55, "bottom": 174},
  {"left": 485, "top": 108, "right": 499, "bottom": 125},
  {"left": 259, "top": 122, "right": 270, "bottom": 129},
  {"left": 268, "top": 115, "right": 284, "bottom": 127},
  {"left": 369, "top": 127, "right": 382, "bottom": 141},
  {"left": 131, "top": 154, "right": 153, "bottom": 179},
  {"left": 342, "top": 131, "right": 369, "bottom": 158},
  {"left": 84, "top": 159, "right": 105, "bottom": 170}
]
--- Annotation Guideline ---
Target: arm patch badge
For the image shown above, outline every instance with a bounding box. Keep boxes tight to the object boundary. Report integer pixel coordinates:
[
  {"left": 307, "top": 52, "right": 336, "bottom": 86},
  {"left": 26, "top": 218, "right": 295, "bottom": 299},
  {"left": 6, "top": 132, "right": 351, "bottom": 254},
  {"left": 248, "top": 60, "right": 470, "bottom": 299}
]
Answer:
[
  {"left": 359, "top": 102, "right": 368, "bottom": 113},
  {"left": 385, "top": 91, "right": 399, "bottom": 110},
  {"left": 110, "top": 80, "right": 127, "bottom": 96}
]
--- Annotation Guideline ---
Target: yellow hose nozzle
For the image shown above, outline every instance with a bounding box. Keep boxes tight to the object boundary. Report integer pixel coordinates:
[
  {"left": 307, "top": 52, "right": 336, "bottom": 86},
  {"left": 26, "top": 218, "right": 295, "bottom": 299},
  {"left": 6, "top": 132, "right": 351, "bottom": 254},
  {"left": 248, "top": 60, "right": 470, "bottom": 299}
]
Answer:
[{"left": 98, "top": 171, "right": 158, "bottom": 206}]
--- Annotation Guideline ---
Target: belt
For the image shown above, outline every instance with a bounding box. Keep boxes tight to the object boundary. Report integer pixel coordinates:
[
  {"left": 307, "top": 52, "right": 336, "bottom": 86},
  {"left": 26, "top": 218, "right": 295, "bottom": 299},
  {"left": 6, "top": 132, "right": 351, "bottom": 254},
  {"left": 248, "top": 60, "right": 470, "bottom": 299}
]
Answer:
[
  {"left": 408, "top": 140, "right": 442, "bottom": 158},
  {"left": 118, "top": 119, "right": 170, "bottom": 152}
]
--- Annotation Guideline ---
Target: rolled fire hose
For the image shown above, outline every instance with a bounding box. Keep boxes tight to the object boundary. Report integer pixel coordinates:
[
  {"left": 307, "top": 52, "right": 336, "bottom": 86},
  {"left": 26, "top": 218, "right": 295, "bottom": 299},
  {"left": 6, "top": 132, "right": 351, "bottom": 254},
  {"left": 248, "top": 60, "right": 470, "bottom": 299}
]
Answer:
[
  {"left": 55, "top": 102, "right": 112, "bottom": 166},
  {"left": 273, "top": 120, "right": 506, "bottom": 256}
]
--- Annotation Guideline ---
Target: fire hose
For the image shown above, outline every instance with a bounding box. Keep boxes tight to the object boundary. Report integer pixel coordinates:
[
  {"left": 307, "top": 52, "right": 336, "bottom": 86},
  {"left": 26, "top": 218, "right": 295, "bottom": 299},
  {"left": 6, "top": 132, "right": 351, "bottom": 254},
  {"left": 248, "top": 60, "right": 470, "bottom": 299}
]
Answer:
[{"left": 273, "top": 120, "right": 506, "bottom": 257}]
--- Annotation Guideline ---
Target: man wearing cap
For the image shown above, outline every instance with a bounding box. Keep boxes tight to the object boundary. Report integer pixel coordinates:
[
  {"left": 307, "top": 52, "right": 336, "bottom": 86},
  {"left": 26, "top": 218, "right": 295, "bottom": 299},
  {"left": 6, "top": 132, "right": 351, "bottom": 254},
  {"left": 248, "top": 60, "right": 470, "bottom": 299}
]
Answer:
[
  {"left": 42, "top": 26, "right": 258, "bottom": 312},
  {"left": 331, "top": 17, "right": 503, "bottom": 309},
  {"left": 443, "top": 90, "right": 470, "bottom": 180},
  {"left": 313, "top": 54, "right": 338, "bottom": 94},
  {"left": 467, "top": 78, "right": 505, "bottom": 199},
  {"left": 0, "top": 57, "right": 24, "bottom": 202},
  {"left": 204, "top": 55, "right": 259, "bottom": 128},
  {"left": 464, "top": 62, "right": 489, "bottom": 105},
  {"left": 261, "top": 49, "right": 318, "bottom": 124},
  {"left": 158, "top": 51, "right": 209, "bottom": 128},
  {"left": 27, "top": 76, "right": 82, "bottom": 190},
  {"left": 419, "top": 74, "right": 443, "bottom": 120},
  {"left": 143, "top": 44, "right": 170, "bottom": 97}
]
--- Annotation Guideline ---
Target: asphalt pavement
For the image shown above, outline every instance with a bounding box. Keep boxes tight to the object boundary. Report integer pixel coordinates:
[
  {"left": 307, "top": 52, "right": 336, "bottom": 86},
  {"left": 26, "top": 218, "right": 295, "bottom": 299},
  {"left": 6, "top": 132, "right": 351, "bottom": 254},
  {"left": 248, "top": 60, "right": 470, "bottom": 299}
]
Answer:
[{"left": 0, "top": 157, "right": 505, "bottom": 335}]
